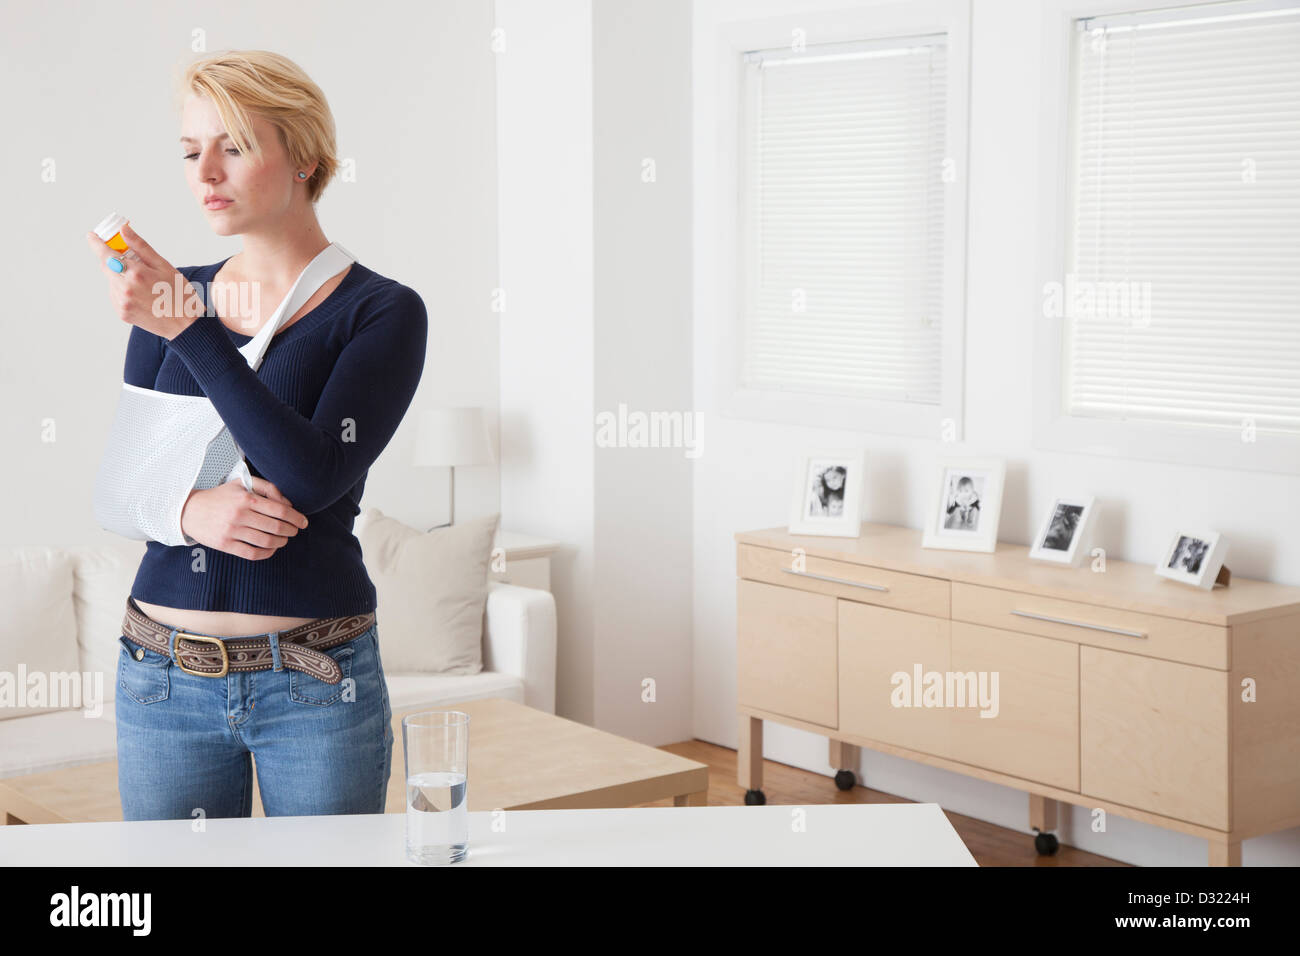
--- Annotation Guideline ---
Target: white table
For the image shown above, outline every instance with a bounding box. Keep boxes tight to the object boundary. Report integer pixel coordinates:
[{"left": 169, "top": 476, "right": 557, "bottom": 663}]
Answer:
[{"left": 0, "top": 803, "right": 975, "bottom": 866}]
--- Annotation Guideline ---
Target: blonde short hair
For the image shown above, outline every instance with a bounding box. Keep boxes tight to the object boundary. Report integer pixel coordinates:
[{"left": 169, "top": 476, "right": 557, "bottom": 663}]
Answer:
[{"left": 178, "top": 50, "right": 338, "bottom": 204}]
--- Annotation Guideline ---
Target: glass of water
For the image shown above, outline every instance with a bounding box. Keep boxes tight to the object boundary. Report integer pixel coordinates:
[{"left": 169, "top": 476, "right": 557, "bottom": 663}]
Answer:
[{"left": 401, "top": 710, "right": 470, "bottom": 865}]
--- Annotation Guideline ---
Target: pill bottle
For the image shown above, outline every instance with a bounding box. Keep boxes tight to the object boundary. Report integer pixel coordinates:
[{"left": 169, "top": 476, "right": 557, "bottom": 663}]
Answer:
[{"left": 92, "top": 212, "right": 129, "bottom": 252}]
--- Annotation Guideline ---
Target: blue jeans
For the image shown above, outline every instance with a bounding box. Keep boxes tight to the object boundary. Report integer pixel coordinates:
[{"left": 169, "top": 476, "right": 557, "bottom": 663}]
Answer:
[{"left": 114, "top": 620, "right": 394, "bottom": 821}]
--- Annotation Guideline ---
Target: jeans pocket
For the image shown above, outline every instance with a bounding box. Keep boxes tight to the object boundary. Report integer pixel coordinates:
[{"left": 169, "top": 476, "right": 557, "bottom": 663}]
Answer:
[
  {"left": 117, "top": 636, "right": 171, "bottom": 705},
  {"left": 289, "top": 641, "right": 357, "bottom": 706}
]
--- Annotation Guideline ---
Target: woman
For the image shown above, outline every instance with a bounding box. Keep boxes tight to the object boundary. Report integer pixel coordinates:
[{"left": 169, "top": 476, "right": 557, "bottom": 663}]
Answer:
[{"left": 84, "top": 51, "right": 427, "bottom": 820}]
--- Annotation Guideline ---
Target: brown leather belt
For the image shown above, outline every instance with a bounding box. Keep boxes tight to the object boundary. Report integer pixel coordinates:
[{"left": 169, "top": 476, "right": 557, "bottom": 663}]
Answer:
[{"left": 121, "top": 596, "right": 375, "bottom": 684}]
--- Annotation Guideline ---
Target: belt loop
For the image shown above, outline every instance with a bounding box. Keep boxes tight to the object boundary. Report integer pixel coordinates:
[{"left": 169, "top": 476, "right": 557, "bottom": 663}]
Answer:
[
  {"left": 269, "top": 630, "right": 283, "bottom": 672},
  {"left": 167, "top": 627, "right": 179, "bottom": 664}
]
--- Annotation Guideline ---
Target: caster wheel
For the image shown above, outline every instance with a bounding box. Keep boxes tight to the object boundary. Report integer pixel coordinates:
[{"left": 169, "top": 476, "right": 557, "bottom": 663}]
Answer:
[
  {"left": 744, "top": 789, "right": 766, "bottom": 806},
  {"left": 834, "top": 770, "right": 856, "bottom": 791},
  {"left": 1034, "top": 831, "right": 1059, "bottom": 856}
]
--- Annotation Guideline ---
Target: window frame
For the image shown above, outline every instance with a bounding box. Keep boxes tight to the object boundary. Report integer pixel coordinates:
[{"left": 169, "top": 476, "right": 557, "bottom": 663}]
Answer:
[
  {"left": 714, "top": 0, "right": 972, "bottom": 441},
  {"left": 1033, "top": 0, "right": 1300, "bottom": 475}
]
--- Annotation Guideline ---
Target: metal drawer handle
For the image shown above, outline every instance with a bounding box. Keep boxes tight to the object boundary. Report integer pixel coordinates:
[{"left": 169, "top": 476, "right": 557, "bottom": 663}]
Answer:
[
  {"left": 780, "top": 568, "right": 889, "bottom": 593},
  {"left": 1010, "top": 609, "right": 1146, "bottom": 639}
]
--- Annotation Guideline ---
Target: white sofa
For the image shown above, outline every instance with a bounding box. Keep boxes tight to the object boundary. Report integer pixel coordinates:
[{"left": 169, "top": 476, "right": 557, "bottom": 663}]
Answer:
[{"left": 0, "top": 540, "right": 557, "bottom": 780}]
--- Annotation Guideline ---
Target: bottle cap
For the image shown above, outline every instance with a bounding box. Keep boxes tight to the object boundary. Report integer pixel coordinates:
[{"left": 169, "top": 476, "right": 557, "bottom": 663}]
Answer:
[{"left": 92, "top": 212, "right": 128, "bottom": 242}]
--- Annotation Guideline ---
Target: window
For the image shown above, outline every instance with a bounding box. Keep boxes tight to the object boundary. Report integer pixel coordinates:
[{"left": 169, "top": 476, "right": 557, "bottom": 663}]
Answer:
[
  {"left": 1039, "top": 0, "right": 1300, "bottom": 471},
  {"left": 719, "top": 3, "right": 970, "bottom": 440}
]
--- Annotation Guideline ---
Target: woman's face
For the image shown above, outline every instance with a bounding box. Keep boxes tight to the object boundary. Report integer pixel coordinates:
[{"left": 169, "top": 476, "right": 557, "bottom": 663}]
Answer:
[
  {"left": 824, "top": 469, "right": 844, "bottom": 491},
  {"left": 180, "top": 94, "right": 305, "bottom": 238}
]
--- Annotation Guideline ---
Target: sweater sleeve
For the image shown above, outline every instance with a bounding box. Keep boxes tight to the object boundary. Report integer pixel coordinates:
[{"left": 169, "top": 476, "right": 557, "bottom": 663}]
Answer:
[
  {"left": 123, "top": 316, "right": 167, "bottom": 388},
  {"left": 164, "top": 283, "right": 428, "bottom": 514},
  {"left": 123, "top": 266, "right": 204, "bottom": 389}
]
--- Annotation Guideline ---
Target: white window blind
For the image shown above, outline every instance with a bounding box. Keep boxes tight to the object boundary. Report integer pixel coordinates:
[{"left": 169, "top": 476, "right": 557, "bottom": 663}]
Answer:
[
  {"left": 1067, "top": 0, "right": 1300, "bottom": 434},
  {"left": 741, "top": 35, "right": 948, "bottom": 404}
]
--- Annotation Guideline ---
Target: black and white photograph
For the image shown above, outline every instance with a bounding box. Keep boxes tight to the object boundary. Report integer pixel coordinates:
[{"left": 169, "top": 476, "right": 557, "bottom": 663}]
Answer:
[
  {"left": 940, "top": 471, "right": 985, "bottom": 533},
  {"left": 1168, "top": 535, "right": 1209, "bottom": 574},
  {"left": 788, "top": 449, "right": 865, "bottom": 537},
  {"left": 922, "top": 458, "right": 1005, "bottom": 553},
  {"left": 804, "top": 462, "right": 848, "bottom": 519},
  {"left": 1042, "top": 504, "right": 1083, "bottom": 550},
  {"left": 1155, "top": 530, "right": 1229, "bottom": 591},
  {"left": 1028, "top": 496, "right": 1097, "bottom": 566}
]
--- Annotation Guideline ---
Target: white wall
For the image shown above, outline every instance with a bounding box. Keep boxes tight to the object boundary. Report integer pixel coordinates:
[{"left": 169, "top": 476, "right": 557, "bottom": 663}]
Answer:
[
  {"left": 691, "top": 0, "right": 1300, "bottom": 865},
  {"left": 0, "top": 0, "right": 500, "bottom": 549},
  {"left": 498, "top": 0, "right": 694, "bottom": 740},
  {"left": 496, "top": 0, "right": 598, "bottom": 724},
  {"left": 592, "top": 0, "right": 695, "bottom": 742}
]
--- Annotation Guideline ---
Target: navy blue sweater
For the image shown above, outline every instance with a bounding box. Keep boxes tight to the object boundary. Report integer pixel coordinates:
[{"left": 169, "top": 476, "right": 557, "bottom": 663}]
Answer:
[{"left": 124, "top": 256, "right": 427, "bottom": 617}]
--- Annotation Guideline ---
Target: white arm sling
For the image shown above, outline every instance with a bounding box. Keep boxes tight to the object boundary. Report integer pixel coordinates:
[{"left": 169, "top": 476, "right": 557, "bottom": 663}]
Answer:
[{"left": 93, "top": 241, "right": 356, "bottom": 547}]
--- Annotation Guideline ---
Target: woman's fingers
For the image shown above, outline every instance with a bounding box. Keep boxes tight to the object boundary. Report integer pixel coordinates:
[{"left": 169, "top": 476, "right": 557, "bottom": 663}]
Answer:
[
  {"left": 232, "top": 524, "right": 290, "bottom": 550},
  {"left": 226, "top": 540, "right": 278, "bottom": 561},
  {"left": 85, "top": 220, "right": 168, "bottom": 277},
  {"left": 245, "top": 477, "right": 308, "bottom": 529},
  {"left": 85, "top": 232, "right": 116, "bottom": 269},
  {"left": 246, "top": 475, "right": 289, "bottom": 503},
  {"left": 241, "top": 505, "right": 301, "bottom": 540},
  {"left": 116, "top": 221, "right": 159, "bottom": 268},
  {"left": 85, "top": 233, "right": 139, "bottom": 279}
]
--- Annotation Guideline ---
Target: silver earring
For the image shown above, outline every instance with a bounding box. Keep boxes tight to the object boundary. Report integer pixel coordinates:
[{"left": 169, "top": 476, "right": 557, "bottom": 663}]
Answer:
[{"left": 297, "top": 171, "right": 307, "bottom": 180}]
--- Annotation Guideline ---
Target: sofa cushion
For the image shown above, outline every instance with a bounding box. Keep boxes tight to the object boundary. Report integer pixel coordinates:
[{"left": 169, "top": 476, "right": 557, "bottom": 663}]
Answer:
[
  {"left": 0, "top": 547, "right": 82, "bottom": 720},
  {"left": 384, "top": 671, "right": 524, "bottom": 712},
  {"left": 0, "top": 701, "right": 120, "bottom": 778},
  {"left": 358, "top": 509, "right": 499, "bottom": 674},
  {"left": 69, "top": 542, "right": 145, "bottom": 704}
]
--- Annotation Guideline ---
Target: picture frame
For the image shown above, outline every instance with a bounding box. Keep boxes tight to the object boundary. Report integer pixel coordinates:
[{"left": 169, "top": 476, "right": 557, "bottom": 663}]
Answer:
[
  {"left": 1154, "top": 530, "right": 1229, "bottom": 590},
  {"left": 921, "top": 457, "right": 1005, "bottom": 553},
  {"left": 788, "top": 449, "right": 865, "bottom": 538},
  {"left": 1028, "top": 496, "right": 1097, "bottom": 567}
]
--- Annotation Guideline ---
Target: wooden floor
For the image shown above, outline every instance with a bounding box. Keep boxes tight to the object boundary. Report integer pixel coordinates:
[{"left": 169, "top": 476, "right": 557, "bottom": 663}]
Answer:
[{"left": 637, "top": 739, "right": 1127, "bottom": 867}]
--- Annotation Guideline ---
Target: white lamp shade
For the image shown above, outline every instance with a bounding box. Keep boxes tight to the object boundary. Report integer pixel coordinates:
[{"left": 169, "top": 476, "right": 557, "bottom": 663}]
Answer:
[{"left": 412, "top": 407, "right": 496, "bottom": 467}]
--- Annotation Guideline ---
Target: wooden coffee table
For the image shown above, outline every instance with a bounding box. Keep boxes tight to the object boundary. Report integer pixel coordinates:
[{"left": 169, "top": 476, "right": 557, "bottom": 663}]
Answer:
[{"left": 0, "top": 697, "right": 708, "bottom": 824}]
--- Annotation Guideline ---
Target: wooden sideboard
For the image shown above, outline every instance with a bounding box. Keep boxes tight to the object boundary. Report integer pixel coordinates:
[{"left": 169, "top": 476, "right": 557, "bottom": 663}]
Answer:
[{"left": 734, "top": 522, "right": 1300, "bottom": 866}]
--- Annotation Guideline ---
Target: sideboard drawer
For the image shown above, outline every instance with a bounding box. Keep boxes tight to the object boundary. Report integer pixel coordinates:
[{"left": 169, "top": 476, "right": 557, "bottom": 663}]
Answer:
[
  {"left": 839, "top": 601, "right": 951, "bottom": 759},
  {"left": 737, "top": 579, "right": 838, "bottom": 728},
  {"left": 949, "top": 622, "right": 1079, "bottom": 792},
  {"left": 738, "top": 544, "right": 949, "bottom": 618},
  {"left": 951, "top": 582, "right": 1229, "bottom": 669},
  {"left": 1081, "top": 646, "right": 1229, "bottom": 830}
]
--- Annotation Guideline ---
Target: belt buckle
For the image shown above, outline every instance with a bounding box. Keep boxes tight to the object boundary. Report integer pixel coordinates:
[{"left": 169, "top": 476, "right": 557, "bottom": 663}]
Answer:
[{"left": 173, "top": 631, "right": 230, "bottom": 678}]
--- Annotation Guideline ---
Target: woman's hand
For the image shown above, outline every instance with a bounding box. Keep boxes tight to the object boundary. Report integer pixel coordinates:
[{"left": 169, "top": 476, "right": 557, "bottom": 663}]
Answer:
[
  {"left": 85, "top": 221, "right": 202, "bottom": 340},
  {"left": 180, "top": 476, "right": 309, "bottom": 560}
]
